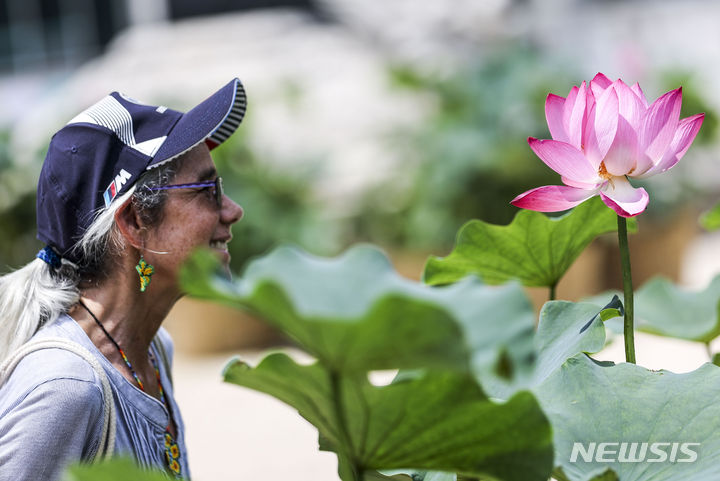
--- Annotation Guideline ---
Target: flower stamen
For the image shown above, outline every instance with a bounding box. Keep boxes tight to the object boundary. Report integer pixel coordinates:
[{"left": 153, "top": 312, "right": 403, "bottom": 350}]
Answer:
[
  {"left": 598, "top": 162, "right": 616, "bottom": 188},
  {"left": 598, "top": 162, "right": 613, "bottom": 180}
]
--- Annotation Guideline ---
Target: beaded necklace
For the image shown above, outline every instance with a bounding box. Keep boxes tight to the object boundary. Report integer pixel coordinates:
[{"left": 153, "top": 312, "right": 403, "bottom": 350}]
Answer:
[{"left": 79, "top": 301, "right": 182, "bottom": 478}]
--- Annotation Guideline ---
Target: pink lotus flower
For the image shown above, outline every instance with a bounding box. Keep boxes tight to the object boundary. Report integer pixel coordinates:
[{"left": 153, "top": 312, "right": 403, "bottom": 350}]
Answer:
[{"left": 511, "top": 73, "right": 704, "bottom": 217}]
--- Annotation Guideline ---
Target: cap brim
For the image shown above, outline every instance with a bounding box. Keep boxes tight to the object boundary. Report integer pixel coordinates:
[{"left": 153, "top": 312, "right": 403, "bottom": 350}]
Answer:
[{"left": 149, "top": 78, "right": 246, "bottom": 168}]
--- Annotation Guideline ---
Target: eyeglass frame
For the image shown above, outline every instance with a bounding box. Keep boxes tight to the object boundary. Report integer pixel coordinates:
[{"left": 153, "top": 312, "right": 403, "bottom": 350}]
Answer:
[{"left": 147, "top": 177, "right": 224, "bottom": 207}]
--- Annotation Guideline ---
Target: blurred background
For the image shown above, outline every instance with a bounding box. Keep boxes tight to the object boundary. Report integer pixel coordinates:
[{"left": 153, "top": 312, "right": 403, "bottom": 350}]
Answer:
[{"left": 1, "top": 0, "right": 720, "bottom": 479}]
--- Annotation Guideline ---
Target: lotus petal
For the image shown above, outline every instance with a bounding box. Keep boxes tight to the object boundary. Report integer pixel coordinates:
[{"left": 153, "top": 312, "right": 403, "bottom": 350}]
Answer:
[
  {"left": 589, "top": 73, "right": 612, "bottom": 98},
  {"left": 527, "top": 138, "right": 599, "bottom": 184},
  {"left": 637, "top": 113, "right": 705, "bottom": 178},
  {"left": 602, "top": 116, "right": 639, "bottom": 176},
  {"left": 511, "top": 185, "right": 598, "bottom": 212},
  {"left": 584, "top": 86, "right": 619, "bottom": 168},
  {"left": 672, "top": 113, "right": 706, "bottom": 159},
  {"left": 560, "top": 175, "right": 601, "bottom": 190},
  {"left": 546, "top": 93, "right": 569, "bottom": 142},
  {"left": 564, "top": 82, "right": 587, "bottom": 149},
  {"left": 600, "top": 176, "right": 649, "bottom": 217},
  {"left": 641, "top": 88, "right": 682, "bottom": 163},
  {"left": 614, "top": 79, "right": 645, "bottom": 127},
  {"left": 630, "top": 82, "right": 648, "bottom": 108},
  {"left": 632, "top": 151, "right": 656, "bottom": 178}
]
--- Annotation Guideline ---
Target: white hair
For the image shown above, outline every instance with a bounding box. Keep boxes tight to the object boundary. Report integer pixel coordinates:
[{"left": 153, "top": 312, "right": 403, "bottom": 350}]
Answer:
[{"left": 0, "top": 258, "right": 79, "bottom": 360}]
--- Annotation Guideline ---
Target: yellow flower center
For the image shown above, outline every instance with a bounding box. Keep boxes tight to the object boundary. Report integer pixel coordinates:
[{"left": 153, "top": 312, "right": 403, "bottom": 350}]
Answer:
[
  {"left": 598, "top": 162, "right": 618, "bottom": 189},
  {"left": 598, "top": 162, "right": 613, "bottom": 180}
]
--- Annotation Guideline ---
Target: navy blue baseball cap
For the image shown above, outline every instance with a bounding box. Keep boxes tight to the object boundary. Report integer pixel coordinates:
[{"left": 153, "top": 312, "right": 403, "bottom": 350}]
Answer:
[{"left": 36, "top": 78, "right": 247, "bottom": 265}]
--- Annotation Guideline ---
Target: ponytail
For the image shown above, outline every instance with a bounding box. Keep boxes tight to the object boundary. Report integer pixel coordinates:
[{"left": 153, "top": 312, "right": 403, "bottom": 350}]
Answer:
[{"left": 0, "top": 258, "right": 79, "bottom": 362}]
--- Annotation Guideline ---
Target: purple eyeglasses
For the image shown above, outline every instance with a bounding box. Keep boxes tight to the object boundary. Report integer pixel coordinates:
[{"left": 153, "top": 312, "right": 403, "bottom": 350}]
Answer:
[{"left": 148, "top": 177, "right": 224, "bottom": 207}]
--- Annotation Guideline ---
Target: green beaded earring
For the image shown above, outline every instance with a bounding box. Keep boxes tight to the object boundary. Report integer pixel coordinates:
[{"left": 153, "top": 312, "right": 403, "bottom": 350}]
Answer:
[{"left": 135, "top": 255, "right": 154, "bottom": 292}]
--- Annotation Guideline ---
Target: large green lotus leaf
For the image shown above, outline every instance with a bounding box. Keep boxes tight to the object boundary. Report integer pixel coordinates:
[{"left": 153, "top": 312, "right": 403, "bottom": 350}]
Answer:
[
  {"left": 585, "top": 275, "right": 720, "bottom": 343},
  {"left": 453, "top": 279, "right": 537, "bottom": 393},
  {"left": 426, "top": 474, "right": 456, "bottom": 481},
  {"left": 363, "top": 472, "right": 413, "bottom": 481},
  {"left": 535, "top": 354, "right": 720, "bottom": 481},
  {"left": 554, "top": 467, "right": 619, "bottom": 481},
  {"left": 632, "top": 275, "right": 720, "bottom": 342},
  {"left": 531, "top": 301, "right": 607, "bottom": 386},
  {"left": 62, "top": 459, "right": 169, "bottom": 481},
  {"left": 183, "top": 245, "right": 550, "bottom": 479},
  {"left": 423, "top": 197, "right": 636, "bottom": 288},
  {"left": 380, "top": 470, "right": 456, "bottom": 481},
  {"left": 481, "top": 300, "right": 607, "bottom": 399},
  {"left": 224, "top": 352, "right": 553, "bottom": 481},
  {"left": 181, "top": 246, "right": 536, "bottom": 381}
]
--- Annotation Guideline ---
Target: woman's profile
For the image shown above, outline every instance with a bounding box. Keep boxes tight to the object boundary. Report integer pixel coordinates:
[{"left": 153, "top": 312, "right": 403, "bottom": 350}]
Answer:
[{"left": 0, "top": 78, "right": 247, "bottom": 480}]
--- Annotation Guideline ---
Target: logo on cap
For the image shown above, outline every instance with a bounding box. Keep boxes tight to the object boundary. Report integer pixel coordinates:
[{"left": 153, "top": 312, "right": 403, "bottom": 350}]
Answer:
[{"left": 103, "top": 169, "right": 132, "bottom": 207}]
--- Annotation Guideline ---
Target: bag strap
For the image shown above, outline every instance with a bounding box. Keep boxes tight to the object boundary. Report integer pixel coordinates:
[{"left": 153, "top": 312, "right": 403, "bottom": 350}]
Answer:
[{"left": 0, "top": 338, "right": 116, "bottom": 462}]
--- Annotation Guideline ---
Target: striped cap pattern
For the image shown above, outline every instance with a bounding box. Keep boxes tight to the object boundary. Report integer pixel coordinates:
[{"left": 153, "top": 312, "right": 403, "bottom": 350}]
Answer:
[
  {"left": 68, "top": 96, "right": 137, "bottom": 147},
  {"left": 208, "top": 81, "right": 247, "bottom": 146}
]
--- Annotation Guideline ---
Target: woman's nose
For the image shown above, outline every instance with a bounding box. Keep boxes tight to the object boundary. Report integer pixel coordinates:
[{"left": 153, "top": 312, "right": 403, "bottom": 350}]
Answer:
[{"left": 221, "top": 194, "right": 243, "bottom": 224}]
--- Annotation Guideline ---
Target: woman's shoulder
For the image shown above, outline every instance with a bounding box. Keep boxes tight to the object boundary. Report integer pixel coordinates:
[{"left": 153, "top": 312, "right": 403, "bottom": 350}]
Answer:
[
  {"left": 0, "top": 316, "right": 105, "bottom": 410},
  {"left": 0, "top": 342, "right": 106, "bottom": 480},
  {"left": 0, "top": 344, "right": 105, "bottom": 413},
  {"left": 0, "top": 350, "right": 105, "bottom": 443},
  {"left": 5, "top": 343, "right": 100, "bottom": 387}
]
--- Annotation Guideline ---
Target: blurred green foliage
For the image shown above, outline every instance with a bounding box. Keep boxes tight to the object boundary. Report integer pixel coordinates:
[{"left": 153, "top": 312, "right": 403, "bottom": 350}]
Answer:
[
  {"left": 0, "top": 190, "right": 39, "bottom": 270},
  {"left": 354, "top": 46, "right": 577, "bottom": 251},
  {"left": 0, "top": 129, "right": 43, "bottom": 271},
  {"left": 635, "top": 70, "right": 720, "bottom": 220},
  {"left": 700, "top": 201, "right": 720, "bottom": 231},
  {"left": 660, "top": 71, "right": 718, "bottom": 145},
  {"left": 209, "top": 124, "right": 340, "bottom": 272}
]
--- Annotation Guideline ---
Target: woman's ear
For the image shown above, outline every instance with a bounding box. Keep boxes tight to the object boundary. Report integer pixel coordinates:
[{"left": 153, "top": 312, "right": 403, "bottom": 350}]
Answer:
[{"left": 114, "top": 198, "right": 146, "bottom": 250}]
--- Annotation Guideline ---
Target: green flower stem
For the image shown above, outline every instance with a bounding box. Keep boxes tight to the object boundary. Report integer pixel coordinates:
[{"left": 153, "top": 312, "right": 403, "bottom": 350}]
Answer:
[
  {"left": 549, "top": 283, "right": 557, "bottom": 302},
  {"left": 330, "top": 370, "right": 361, "bottom": 481},
  {"left": 617, "top": 215, "right": 636, "bottom": 364}
]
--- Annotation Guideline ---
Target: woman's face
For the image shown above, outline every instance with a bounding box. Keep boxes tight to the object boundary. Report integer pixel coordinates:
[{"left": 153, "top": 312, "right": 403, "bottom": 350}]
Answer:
[{"left": 144, "top": 143, "right": 243, "bottom": 289}]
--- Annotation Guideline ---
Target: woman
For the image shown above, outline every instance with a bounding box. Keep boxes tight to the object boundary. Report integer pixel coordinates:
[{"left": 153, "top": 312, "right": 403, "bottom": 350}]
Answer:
[{"left": 0, "top": 78, "right": 246, "bottom": 480}]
